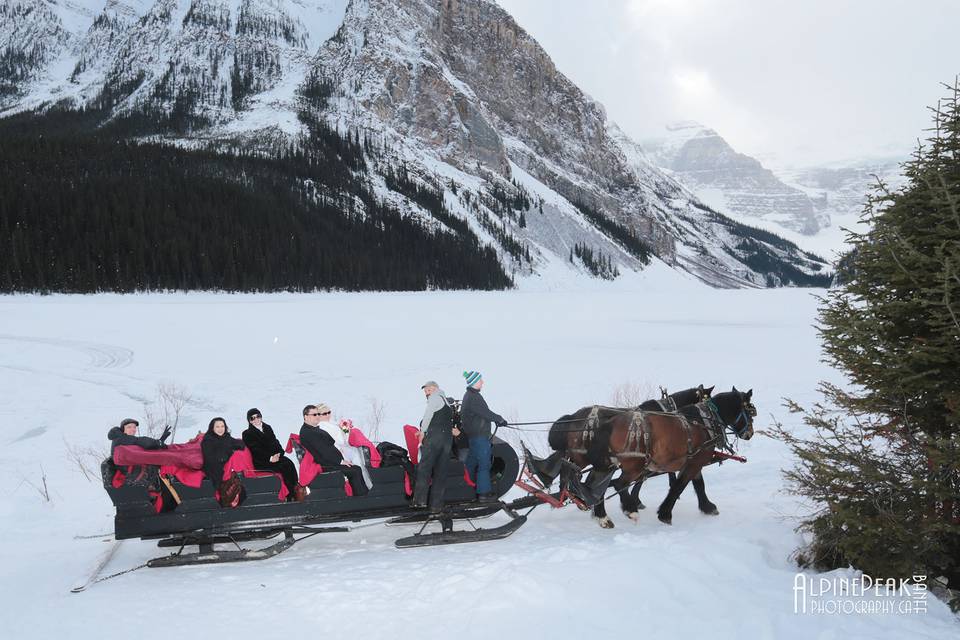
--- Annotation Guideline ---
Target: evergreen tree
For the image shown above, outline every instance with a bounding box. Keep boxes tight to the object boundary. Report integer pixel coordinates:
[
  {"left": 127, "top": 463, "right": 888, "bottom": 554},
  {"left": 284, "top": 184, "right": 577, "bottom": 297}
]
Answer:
[
  {"left": 0, "top": 109, "right": 513, "bottom": 293},
  {"left": 774, "top": 83, "right": 960, "bottom": 607}
]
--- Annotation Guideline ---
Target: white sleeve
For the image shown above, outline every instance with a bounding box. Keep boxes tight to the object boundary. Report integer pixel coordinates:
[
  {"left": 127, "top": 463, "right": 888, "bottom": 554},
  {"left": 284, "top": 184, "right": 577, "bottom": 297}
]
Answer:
[{"left": 420, "top": 393, "right": 444, "bottom": 433}]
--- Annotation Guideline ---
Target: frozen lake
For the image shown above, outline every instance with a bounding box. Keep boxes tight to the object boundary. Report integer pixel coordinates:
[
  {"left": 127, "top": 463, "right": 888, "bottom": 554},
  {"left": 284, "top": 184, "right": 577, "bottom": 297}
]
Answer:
[{"left": 0, "top": 266, "right": 954, "bottom": 638}]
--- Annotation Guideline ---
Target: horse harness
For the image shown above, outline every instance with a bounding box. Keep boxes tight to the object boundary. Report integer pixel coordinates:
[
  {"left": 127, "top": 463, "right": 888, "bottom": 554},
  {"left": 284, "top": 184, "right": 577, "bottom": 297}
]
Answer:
[
  {"left": 575, "top": 405, "right": 603, "bottom": 453},
  {"left": 655, "top": 395, "right": 678, "bottom": 413},
  {"left": 567, "top": 395, "right": 743, "bottom": 476},
  {"left": 572, "top": 400, "right": 734, "bottom": 464}
]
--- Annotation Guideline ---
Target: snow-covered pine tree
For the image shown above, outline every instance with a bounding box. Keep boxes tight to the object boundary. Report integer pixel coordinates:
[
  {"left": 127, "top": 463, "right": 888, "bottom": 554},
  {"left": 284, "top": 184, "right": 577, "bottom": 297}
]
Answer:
[{"left": 775, "top": 81, "right": 960, "bottom": 608}]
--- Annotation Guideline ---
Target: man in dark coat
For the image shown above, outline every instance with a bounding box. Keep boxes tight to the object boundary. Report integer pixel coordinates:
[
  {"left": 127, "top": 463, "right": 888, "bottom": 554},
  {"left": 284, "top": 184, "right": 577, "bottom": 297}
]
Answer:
[
  {"left": 242, "top": 407, "right": 302, "bottom": 501},
  {"left": 299, "top": 405, "right": 369, "bottom": 496},
  {"left": 106, "top": 419, "right": 172, "bottom": 504},
  {"left": 412, "top": 380, "right": 459, "bottom": 512},
  {"left": 460, "top": 371, "right": 507, "bottom": 503},
  {"left": 107, "top": 418, "right": 170, "bottom": 458}
]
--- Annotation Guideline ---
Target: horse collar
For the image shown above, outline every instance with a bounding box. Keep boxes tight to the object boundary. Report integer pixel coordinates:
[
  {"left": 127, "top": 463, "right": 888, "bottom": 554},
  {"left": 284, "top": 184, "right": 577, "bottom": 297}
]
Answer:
[{"left": 658, "top": 396, "right": 678, "bottom": 413}]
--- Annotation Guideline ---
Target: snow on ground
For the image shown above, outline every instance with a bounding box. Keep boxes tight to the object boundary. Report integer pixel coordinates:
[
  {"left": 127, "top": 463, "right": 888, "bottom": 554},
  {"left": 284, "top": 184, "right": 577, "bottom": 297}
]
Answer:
[{"left": 0, "top": 271, "right": 956, "bottom": 638}]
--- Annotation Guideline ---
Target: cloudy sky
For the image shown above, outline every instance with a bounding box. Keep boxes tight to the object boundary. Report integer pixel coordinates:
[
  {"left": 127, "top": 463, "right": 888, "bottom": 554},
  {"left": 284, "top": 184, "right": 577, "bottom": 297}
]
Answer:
[{"left": 495, "top": 0, "right": 960, "bottom": 167}]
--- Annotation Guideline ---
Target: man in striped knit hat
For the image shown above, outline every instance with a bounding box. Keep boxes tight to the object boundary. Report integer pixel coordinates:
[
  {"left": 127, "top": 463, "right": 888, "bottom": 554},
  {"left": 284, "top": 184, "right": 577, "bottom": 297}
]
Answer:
[{"left": 460, "top": 370, "right": 507, "bottom": 503}]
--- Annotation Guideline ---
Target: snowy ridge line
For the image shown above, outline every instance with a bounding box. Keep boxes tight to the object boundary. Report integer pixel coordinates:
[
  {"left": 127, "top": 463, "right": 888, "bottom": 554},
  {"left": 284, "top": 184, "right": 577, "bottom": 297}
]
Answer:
[{"left": 1, "top": 0, "right": 830, "bottom": 288}]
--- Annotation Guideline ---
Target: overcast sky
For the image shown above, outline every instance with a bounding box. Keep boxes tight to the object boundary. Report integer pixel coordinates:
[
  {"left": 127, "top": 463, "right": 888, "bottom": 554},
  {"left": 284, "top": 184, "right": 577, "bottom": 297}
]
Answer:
[{"left": 495, "top": 0, "right": 960, "bottom": 167}]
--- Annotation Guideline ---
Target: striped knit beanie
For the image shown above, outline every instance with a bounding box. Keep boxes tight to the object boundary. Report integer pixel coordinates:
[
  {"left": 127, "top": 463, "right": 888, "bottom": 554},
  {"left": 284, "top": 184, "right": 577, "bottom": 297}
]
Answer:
[{"left": 463, "top": 370, "right": 482, "bottom": 387}]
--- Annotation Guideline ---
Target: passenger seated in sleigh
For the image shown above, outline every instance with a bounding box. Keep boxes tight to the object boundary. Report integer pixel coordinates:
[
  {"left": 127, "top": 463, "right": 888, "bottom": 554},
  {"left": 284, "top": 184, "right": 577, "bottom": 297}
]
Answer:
[
  {"left": 295, "top": 404, "right": 374, "bottom": 496},
  {"left": 191, "top": 417, "right": 299, "bottom": 505},
  {"left": 201, "top": 417, "right": 247, "bottom": 507},
  {"left": 106, "top": 417, "right": 176, "bottom": 512},
  {"left": 106, "top": 415, "right": 295, "bottom": 510}
]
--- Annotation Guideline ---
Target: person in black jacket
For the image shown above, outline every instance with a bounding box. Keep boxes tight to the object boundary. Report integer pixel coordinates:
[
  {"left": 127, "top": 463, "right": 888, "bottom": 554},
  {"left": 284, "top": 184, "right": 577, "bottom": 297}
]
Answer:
[
  {"left": 299, "top": 404, "right": 368, "bottom": 496},
  {"left": 107, "top": 418, "right": 170, "bottom": 459},
  {"left": 460, "top": 371, "right": 507, "bottom": 503},
  {"left": 201, "top": 417, "right": 245, "bottom": 493},
  {"left": 106, "top": 418, "right": 173, "bottom": 509},
  {"left": 412, "top": 380, "right": 459, "bottom": 512},
  {"left": 242, "top": 407, "right": 304, "bottom": 502}
]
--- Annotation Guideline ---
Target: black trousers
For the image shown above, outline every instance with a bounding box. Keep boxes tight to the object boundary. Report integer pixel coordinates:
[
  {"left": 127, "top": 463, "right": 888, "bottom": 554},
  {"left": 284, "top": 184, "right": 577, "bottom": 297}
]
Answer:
[
  {"left": 326, "top": 463, "right": 369, "bottom": 496},
  {"left": 256, "top": 456, "right": 299, "bottom": 495},
  {"left": 413, "top": 432, "right": 452, "bottom": 510}
]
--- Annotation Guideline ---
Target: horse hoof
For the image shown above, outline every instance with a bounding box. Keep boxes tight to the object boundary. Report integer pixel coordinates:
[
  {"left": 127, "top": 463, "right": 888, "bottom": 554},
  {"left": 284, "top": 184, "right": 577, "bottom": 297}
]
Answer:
[
  {"left": 701, "top": 506, "right": 720, "bottom": 516},
  {"left": 595, "top": 516, "right": 615, "bottom": 529},
  {"left": 657, "top": 512, "right": 672, "bottom": 525},
  {"left": 625, "top": 511, "right": 640, "bottom": 522}
]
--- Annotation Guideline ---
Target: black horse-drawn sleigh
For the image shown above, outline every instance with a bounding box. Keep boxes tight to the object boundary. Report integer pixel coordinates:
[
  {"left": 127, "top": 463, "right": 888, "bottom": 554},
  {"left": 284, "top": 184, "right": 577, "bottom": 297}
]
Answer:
[
  {"left": 84, "top": 385, "right": 756, "bottom": 591},
  {"left": 101, "top": 433, "right": 529, "bottom": 569}
]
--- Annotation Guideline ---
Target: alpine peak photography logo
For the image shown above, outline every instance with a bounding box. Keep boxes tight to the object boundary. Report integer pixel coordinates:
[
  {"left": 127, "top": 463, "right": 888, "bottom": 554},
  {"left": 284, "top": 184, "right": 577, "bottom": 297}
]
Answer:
[{"left": 793, "top": 573, "right": 928, "bottom": 615}]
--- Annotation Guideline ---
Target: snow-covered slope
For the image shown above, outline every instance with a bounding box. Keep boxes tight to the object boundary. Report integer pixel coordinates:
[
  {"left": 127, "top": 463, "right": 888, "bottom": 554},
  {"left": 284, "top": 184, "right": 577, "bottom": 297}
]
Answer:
[
  {"left": 717, "top": 158, "right": 907, "bottom": 261},
  {"left": 0, "top": 0, "right": 830, "bottom": 289}
]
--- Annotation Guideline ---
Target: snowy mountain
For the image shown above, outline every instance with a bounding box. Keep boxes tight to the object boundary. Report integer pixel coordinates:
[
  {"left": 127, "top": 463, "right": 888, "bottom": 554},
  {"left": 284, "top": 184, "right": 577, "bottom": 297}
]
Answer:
[
  {"left": 782, "top": 160, "right": 906, "bottom": 220},
  {"left": 0, "top": 0, "right": 830, "bottom": 289},
  {"left": 644, "top": 121, "right": 828, "bottom": 235}
]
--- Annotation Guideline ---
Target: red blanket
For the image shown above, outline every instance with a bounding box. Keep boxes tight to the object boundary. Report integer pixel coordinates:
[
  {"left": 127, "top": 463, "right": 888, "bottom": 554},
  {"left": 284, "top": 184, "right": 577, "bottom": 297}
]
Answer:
[
  {"left": 113, "top": 441, "right": 203, "bottom": 469},
  {"left": 160, "top": 446, "right": 289, "bottom": 502},
  {"left": 347, "top": 426, "right": 382, "bottom": 468},
  {"left": 113, "top": 435, "right": 288, "bottom": 502}
]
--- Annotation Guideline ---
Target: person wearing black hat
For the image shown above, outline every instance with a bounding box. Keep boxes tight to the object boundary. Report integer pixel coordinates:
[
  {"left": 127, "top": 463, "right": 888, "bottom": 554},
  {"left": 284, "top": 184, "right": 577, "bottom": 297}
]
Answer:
[
  {"left": 412, "top": 381, "right": 458, "bottom": 512},
  {"left": 107, "top": 418, "right": 171, "bottom": 460},
  {"left": 241, "top": 408, "right": 304, "bottom": 502}
]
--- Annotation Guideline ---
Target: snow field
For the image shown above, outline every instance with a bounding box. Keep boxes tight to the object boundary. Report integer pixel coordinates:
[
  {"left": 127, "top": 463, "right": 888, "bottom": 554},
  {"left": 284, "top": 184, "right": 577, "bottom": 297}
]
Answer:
[{"left": 0, "top": 269, "right": 956, "bottom": 637}]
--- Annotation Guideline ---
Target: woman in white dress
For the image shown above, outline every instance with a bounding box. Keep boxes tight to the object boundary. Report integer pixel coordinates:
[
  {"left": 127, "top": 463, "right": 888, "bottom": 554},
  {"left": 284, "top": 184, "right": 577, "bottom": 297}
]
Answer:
[{"left": 314, "top": 402, "right": 373, "bottom": 489}]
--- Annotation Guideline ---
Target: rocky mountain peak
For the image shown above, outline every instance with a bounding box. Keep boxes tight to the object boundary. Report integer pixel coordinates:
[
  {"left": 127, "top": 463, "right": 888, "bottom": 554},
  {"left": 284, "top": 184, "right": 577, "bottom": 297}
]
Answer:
[
  {"left": 1, "top": 0, "right": 831, "bottom": 289},
  {"left": 645, "top": 121, "right": 828, "bottom": 235}
]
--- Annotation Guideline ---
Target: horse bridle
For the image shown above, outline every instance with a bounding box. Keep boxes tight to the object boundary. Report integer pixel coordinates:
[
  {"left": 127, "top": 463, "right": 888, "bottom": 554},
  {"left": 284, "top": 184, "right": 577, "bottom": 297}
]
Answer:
[
  {"left": 706, "top": 397, "right": 755, "bottom": 438},
  {"left": 732, "top": 400, "right": 757, "bottom": 437}
]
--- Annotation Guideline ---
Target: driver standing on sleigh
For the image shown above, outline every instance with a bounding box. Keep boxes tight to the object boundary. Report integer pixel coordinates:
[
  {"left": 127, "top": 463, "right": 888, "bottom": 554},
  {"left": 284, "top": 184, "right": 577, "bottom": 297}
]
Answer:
[{"left": 412, "top": 380, "right": 459, "bottom": 513}]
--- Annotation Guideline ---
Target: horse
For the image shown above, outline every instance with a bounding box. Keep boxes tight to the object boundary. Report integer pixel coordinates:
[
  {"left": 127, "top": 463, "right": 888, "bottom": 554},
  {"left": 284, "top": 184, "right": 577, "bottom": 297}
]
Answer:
[
  {"left": 526, "top": 385, "right": 713, "bottom": 527},
  {"left": 548, "top": 387, "right": 755, "bottom": 527},
  {"left": 596, "top": 385, "right": 715, "bottom": 527}
]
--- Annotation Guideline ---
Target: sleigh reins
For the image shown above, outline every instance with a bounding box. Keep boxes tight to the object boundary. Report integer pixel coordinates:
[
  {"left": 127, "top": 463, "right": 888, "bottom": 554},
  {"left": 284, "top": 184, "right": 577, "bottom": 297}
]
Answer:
[{"left": 497, "top": 406, "right": 690, "bottom": 432}]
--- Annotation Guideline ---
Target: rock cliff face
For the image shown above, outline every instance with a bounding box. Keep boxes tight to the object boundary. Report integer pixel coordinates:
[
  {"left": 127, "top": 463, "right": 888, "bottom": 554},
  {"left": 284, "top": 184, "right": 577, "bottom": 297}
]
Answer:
[
  {"left": 783, "top": 161, "right": 905, "bottom": 220},
  {"left": 0, "top": 0, "right": 830, "bottom": 288},
  {"left": 0, "top": 1, "right": 85, "bottom": 100},
  {"left": 645, "top": 122, "right": 828, "bottom": 235}
]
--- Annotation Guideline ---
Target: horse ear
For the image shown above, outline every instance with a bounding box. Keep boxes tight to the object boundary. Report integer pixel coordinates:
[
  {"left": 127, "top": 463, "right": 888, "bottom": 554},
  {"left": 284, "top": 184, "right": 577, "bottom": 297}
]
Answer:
[
  {"left": 705, "top": 385, "right": 714, "bottom": 396},
  {"left": 747, "top": 389, "right": 753, "bottom": 399},
  {"left": 732, "top": 385, "right": 738, "bottom": 392}
]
